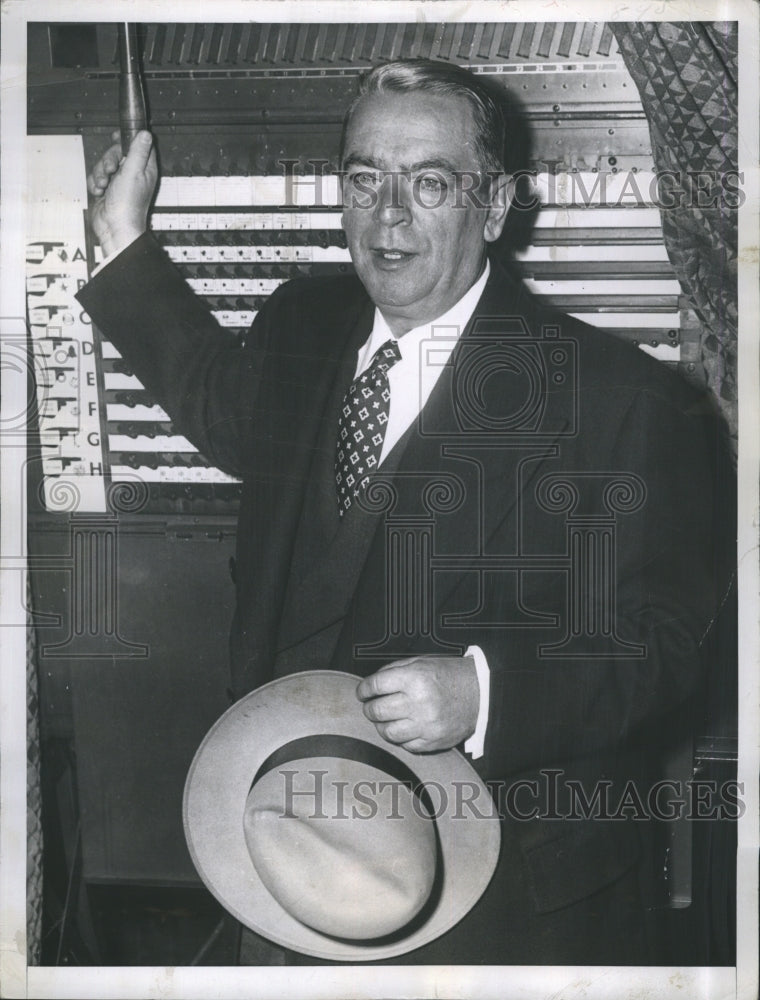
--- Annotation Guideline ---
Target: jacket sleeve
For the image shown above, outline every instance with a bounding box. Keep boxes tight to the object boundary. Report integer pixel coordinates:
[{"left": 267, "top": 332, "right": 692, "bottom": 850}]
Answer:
[
  {"left": 76, "top": 232, "right": 286, "bottom": 478},
  {"left": 472, "top": 382, "right": 735, "bottom": 779}
]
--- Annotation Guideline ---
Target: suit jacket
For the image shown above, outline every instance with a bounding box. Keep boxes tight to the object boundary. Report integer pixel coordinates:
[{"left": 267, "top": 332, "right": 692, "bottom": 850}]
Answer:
[{"left": 77, "top": 233, "right": 734, "bottom": 964}]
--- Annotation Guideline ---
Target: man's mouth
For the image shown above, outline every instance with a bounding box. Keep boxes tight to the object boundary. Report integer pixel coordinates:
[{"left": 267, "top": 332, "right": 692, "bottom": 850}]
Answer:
[{"left": 372, "top": 248, "right": 416, "bottom": 265}]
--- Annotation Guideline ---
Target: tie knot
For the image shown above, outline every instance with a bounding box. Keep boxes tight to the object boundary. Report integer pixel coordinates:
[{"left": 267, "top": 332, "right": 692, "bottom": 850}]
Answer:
[{"left": 367, "top": 339, "right": 401, "bottom": 378}]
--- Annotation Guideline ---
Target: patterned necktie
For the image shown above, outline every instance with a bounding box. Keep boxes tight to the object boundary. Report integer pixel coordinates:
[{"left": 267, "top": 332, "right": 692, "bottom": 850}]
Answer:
[{"left": 335, "top": 339, "right": 402, "bottom": 516}]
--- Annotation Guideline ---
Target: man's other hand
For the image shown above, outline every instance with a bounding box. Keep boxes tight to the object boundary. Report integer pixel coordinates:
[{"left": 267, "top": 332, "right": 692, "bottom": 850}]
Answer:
[
  {"left": 356, "top": 656, "right": 479, "bottom": 753},
  {"left": 87, "top": 130, "right": 158, "bottom": 257}
]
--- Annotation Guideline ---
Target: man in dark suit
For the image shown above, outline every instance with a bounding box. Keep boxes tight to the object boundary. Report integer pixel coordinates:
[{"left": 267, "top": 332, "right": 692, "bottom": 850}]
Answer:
[{"left": 77, "top": 59, "right": 732, "bottom": 965}]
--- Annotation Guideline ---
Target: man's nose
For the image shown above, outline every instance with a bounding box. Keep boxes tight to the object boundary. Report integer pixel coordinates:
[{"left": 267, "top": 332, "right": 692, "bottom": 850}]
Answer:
[{"left": 374, "top": 173, "right": 412, "bottom": 226}]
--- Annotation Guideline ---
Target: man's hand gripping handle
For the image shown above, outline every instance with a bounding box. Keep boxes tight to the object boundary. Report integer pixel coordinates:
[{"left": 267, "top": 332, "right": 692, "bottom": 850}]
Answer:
[{"left": 86, "top": 129, "right": 158, "bottom": 258}]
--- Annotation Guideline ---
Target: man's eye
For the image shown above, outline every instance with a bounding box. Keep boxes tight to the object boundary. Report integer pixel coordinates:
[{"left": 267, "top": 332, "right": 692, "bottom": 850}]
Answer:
[
  {"left": 350, "top": 171, "right": 379, "bottom": 187},
  {"left": 418, "top": 173, "right": 446, "bottom": 193}
]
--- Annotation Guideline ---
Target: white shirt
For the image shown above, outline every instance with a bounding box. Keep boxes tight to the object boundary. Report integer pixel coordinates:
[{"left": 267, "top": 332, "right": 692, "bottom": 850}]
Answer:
[
  {"left": 353, "top": 262, "right": 491, "bottom": 760},
  {"left": 354, "top": 262, "right": 490, "bottom": 462}
]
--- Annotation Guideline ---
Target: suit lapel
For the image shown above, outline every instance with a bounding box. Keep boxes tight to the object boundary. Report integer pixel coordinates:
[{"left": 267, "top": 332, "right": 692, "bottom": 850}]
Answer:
[
  {"left": 341, "top": 262, "right": 570, "bottom": 655},
  {"left": 242, "top": 281, "right": 373, "bottom": 673},
  {"left": 253, "top": 287, "right": 371, "bottom": 477},
  {"left": 390, "top": 260, "right": 540, "bottom": 545},
  {"left": 274, "top": 314, "right": 383, "bottom": 650}
]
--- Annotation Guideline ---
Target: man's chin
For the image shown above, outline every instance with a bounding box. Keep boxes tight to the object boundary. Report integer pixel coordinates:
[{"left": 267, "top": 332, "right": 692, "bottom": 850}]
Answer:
[{"left": 355, "top": 271, "right": 431, "bottom": 313}]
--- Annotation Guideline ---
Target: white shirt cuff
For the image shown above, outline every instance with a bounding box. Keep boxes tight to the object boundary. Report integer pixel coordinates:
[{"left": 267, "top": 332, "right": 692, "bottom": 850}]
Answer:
[
  {"left": 90, "top": 234, "right": 143, "bottom": 277},
  {"left": 463, "top": 645, "right": 490, "bottom": 760}
]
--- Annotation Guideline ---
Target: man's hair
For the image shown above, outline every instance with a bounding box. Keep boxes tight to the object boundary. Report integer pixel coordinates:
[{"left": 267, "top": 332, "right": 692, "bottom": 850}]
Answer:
[{"left": 339, "top": 58, "right": 507, "bottom": 175}]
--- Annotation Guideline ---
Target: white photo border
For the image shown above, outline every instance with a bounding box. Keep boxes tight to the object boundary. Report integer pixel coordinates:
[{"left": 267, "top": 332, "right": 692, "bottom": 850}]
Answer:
[{"left": 2, "top": 2, "right": 757, "bottom": 998}]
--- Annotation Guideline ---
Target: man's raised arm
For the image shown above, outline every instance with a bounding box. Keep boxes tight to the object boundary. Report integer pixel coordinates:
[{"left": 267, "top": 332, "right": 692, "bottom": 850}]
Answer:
[{"left": 77, "top": 130, "right": 267, "bottom": 479}]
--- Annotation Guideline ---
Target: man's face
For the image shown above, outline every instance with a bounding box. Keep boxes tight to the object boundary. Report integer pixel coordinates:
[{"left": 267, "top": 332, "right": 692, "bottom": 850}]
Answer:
[{"left": 340, "top": 90, "right": 508, "bottom": 336}]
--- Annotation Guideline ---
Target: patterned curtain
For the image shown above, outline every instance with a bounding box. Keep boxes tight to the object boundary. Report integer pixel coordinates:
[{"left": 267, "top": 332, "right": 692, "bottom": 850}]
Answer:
[{"left": 611, "top": 22, "right": 738, "bottom": 451}]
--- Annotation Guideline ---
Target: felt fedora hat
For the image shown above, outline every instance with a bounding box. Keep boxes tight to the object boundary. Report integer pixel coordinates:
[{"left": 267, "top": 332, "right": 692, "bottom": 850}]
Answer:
[{"left": 183, "top": 670, "right": 500, "bottom": 962}]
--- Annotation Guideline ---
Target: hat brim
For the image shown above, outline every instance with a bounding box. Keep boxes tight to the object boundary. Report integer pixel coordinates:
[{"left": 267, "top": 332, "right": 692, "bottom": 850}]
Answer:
[{"left": 183, "top": 670, "right": 501, "bottom": 961}]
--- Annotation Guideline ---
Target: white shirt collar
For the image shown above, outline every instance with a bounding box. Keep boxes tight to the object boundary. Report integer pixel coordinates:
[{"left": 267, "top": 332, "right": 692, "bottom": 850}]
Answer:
[{"left": 356, "top": 260, "right": 491, "bottom": 375}]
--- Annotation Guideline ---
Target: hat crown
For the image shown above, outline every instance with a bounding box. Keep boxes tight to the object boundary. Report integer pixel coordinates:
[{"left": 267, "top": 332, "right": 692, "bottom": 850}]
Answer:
[{"left": 244, "top": 756, "right": 437, "bottom": 940}]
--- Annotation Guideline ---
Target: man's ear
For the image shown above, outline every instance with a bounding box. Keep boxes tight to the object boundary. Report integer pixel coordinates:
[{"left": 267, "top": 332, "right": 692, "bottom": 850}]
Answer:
[{"left": 483, "top": 172, "right": 512, "bottom": 243}]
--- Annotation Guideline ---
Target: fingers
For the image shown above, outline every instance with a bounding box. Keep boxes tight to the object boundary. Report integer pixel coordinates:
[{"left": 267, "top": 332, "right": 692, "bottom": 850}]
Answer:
[
  {"left": 398, "top": 737, "right": 428, "bottom": 753},
  {"left": 357, "top": 664, "right": 420, "bottom": 746},
  {"left": 374, "top": 718, "right": 418, "bottom": 745},
  {"left": 88, "top": 143, "right": 122, "bottom": 197},
  {"left": 361, "top": 691, "right": 407, "bottom": 724},
  {"left": 87, "top": 130, "right": 155, "bottom": 198},
  {"left": 123, "top": 130, "right": 154, "bottom": 172},
  {"left": 356, "top": 670, "right": 392, "bottom": 702},
  {"left": 355, "top": 658, "right": 419, "bottom": 701}
]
